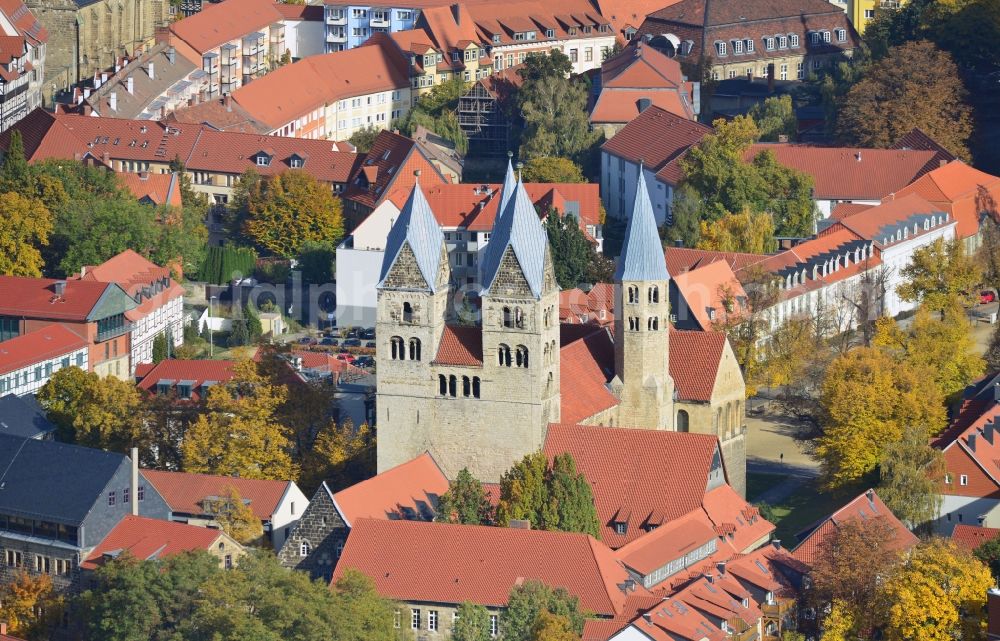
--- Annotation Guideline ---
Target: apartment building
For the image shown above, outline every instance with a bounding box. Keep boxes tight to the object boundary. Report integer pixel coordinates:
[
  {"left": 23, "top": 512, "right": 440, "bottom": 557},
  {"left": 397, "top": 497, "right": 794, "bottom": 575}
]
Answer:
[
  {"left": 168, "top": 0, "right": 285, "bottom": 98},
  {"left": 323, "top": 0, "right": 427, "bottom": 51},
  {"left": 0, "top": 0, "right": 46, "bottom": 132},
  {"left": 0, "top": 324, "right": 88, "bottom": 396}
]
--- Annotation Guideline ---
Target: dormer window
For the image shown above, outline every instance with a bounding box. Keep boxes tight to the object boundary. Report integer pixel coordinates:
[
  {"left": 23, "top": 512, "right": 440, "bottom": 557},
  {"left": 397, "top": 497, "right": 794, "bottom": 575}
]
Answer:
[
  {"left": 733, "top": 40, "right": 743, "bottom": 54},
  {"left": 836, "top": 28, "right": 847, "bottom": 42},
  {"left": 716, "top": 41, "right": 727, "bottom": 56},
  {"left": 614, "top": 522, "right": 627, "bottom": 535},
  {"left": 423, "top": 54, "right": 435, "bottom": 67},
  {"left": 545, "top": 28, "right": 554, "bottom": 38},
  {"left": 764, "top": 37, "right": 775, "bottom": 50},
  {"left": 492, "top": 33, "right": 501, "bottom": 43},
  {"left": 823, "top": 30, "right": 832, "bottom": 43},
  {"left": 256, "top": 154, "right": 271, "bottom": 167},
  {"left": 289, "top": 154, "right": 305, "bottom": 168},
  {"left": 778, "top": 35, "right": 787, "bottom": 48},
  {"left": 745, "top": 39, "right": 754, "bottom": 52},
  {"left": 790, "top": 34, "right": 799, "bottom": 47},
  {"left": 810, "top": 32, "right": 821, "bottom": 44}
]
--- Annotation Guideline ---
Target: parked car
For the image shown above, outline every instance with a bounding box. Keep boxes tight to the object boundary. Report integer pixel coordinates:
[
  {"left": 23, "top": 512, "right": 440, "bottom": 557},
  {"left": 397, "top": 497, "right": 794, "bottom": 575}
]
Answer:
[
  {"left": 981, "top": 290, "right": 997, "bottom": 304},
  {"left": 346, "top": 327, "right": 360, "bottom": 339},
  {"left": 360, "top": 328, "right": 376, "bottom": 340},
  {"left": 344, "top": 338, "right": 362, "bottom": 348},
  {"left": 320, "top": 337, "right": 339, "bottom": 346},
  {"left": 336, "top": 352, "right": 356, "bottom": 363},
  {"left": 355, "top": 356, "right": 374, "bottom": 368},
  {"left": 298, "top": 336, "right": 316, "bottom": 345},
  {"left": 365, "top": 341, "right": 376, "bottom": 349}
]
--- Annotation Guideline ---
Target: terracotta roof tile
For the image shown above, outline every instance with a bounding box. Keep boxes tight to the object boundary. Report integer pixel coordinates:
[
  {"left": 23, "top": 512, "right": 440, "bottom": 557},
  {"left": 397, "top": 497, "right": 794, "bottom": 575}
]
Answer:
[
  {"left": 601, "top": 106, "right": 711, "bottom": 178},
  {"left": 671, "top": 260, "right": 747, "bottom": 330},
  {"left": 330, "top": 452, "right": 448, "bottom": 526},
  {"left": 135, "top": 359, "right": 237, "bottom": 402},
  {"left": 143, "top": 468, "right": 293, "bottom": 521},
  {"left": 591, "top": 90, "right": 693, "bottom": 125},
  {"left": 664, "top": 247, "right": 766, "bottom": 276},
  {"left": 118, "top": 172, "right": 182, "bottom": 207},
  {"left": 432, "top": 325, "right": 483, "bottom": 367},
  {"left": 951, "top": 524, "right": 1000, "bottom": 551},
  {"left": 543, "top": 423, "right": 720, "bottom": 548},
  {"left": 290, "top": 350, "right": 365, "bottom": 382},
  {"left": 895, "top": 160, "right": 1000, "bottom": 240},
  {"left": 81, "top": 515, "right": 236, "bottom": 570},
  {"left": 332, "top": 518, "right": 646, "bottom": 615},
  {"left": 830, "top": 202, "right": 873, "bottom": 220},
  {"left": 826, "top": 193, "right": 950, "bottom": 245},
  {"left": 344, "top": 129, "right": 448, "bottom": 210},
  {"left": 0, "top": 276, "right": 130, "bottom": 322},
  {"left": 558, "top": 329, "right": 619, "bottom": 424},
  {"left": 0, "top": 324, "right": 86, "bottom": 376},
  {"left": 79, "top": 249, "right": 184, "bottom": 320},
  {"left": 169, "top": 0, "right": 283, "bottom": 54},
  {"left": 669, "top": 328, "right": 727, "bottom": 402},
  {"left": 592, "top": 41, "right": 695, "bottom": 124}
]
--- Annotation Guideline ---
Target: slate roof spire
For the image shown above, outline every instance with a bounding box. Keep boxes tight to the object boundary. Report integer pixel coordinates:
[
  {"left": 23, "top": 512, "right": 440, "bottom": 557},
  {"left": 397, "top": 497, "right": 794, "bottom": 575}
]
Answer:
[
  {"left": 480, "top": 173, "right": 550, "bottom": 299},
  {"left": 377, "top": 172, "right": 446, "bottom": 292},
  {"left": 614, "top": 166, "right": 669, "bottom": 282},
  {"left": 498, "top": 151, "right": 517, "bottom": 218}
]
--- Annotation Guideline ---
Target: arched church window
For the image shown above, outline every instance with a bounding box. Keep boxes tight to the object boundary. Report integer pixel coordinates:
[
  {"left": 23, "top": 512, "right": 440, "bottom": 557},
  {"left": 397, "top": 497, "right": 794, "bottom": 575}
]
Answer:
[
  {"left": 628, "top": 286, "right": 638, "bottom": 304},
  {"left": 515, "top": 345, "right": 529, "bottom": 368},
  {"left": 472, "top": 377, "right": 481, "bottom": 398},
  {"left": 462, "top": 376, "right": 471, "bottom": 397},
  {"left": 439, "top": 374, "right": 447, "bottom": 396},
  {"left": 648, "top": 286, "right": 659, "bottom": 303},
  {"left": 498, "top": 344, "right": 512, "bottom": 367},
  {"left": 514, "top": 307, "right": 525, "bottom": 329},
  {"left": 390, "top": 336, "right": 404, "bottom": 360},
  {"left": 409, "top": 338, "right": 421, "bottom": 361},
  {"left": 677, "top": 410, "right": 690, "bottom": 432},
  {"left": 503, "top": 306, "right": 513, "bottom": 328},
  {"left": 648, "top": 317, "right": 658, "bottom": 330},
  {"left": 402, "top": 301, "right": 413, "bottom": 323},
  {"left": 448, "top": 375, "right": 457, "bottom": 397}
]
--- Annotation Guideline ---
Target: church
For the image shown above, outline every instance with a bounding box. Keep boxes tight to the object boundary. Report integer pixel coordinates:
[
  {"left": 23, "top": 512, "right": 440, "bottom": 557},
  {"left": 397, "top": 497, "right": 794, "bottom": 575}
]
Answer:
[{"left": 374, "top": 163, "right": 748, "bottom": 495}]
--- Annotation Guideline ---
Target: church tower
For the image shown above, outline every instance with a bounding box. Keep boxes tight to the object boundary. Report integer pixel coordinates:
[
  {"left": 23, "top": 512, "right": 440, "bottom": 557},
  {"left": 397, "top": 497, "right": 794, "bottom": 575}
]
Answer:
[
  {"left": 375, "top": 175, "right": 451, "bottom": 473},
  {"left": 478, "top": 166, "right": 562, "bottom": 469},
  {"left": 613, "top": 169, "right": 674, "bottom": 429}
]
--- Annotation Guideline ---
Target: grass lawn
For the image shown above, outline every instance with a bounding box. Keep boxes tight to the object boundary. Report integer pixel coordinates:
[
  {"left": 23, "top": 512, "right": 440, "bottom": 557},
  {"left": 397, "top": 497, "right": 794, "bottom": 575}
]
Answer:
[
  {"left": 758, "top": 478, "right": 846, "bottom": 543},
  {"left": 746, "top": 472, "right": 785, "bottom": 501}
]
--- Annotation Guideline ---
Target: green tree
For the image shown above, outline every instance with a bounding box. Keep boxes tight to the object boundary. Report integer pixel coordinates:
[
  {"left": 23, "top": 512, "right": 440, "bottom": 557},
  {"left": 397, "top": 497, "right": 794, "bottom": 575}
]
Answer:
[
  {"left": 437, "top": 468, "right": 493, "bottom": 525},
  {"left": 452, "top": 602, "right": 492, "bottom": 641},
  {"left": 152, "top": 332, "right": 169, "bottom": 363},
  {"left": 244, "top": 303, "right": 263, "bottom": 342},
  {"left": 0, "top": 129, "right": 32, "bottom": 192},
  {"left": 517, "top": 51, "right": 597, "bottom": 160},
  {"left": 244, "top": 171, "right": 345, "bottom": 257},
  {"left": 660, "top": 184, "right": 701, "bottom": 249},
  {"left": 546, "top": 453, "right": 600, "bottom": 538},
  {"left": 877, "top": 429, "right": 945, "bottom": 532},
  {"left": 502, "top": 581, "right": 585, "bottom": 641},
  {"left": 328, "top": 569, "right": 410, "bottom": 641},
  {"left": 529, "top": 611, "right": 579, "bottom": 641},
  {"left": 201, "top": 486, "right": 265, "bottom": 544},
  {"left": 748, "top": 95, "right": 797, "bottom": 142},
  {"left": 697, "top": 209, "right": 777, "bottom": 254},
  {"left": 495, "top": 452, "right": 599, "bottom": 536},
  {"left": 897, "top": 237, "right": 982, "bottom": 314},
  {"left": 974, "top": 535, "right": 1000, "bottom": 584},
  {"left": 0, "top": 191, "right": 52, "bottom": 277},
  {"left": 545, "top": 210, "right": 599, "bottom": 288},
  {"left": 520, "top": 157, "right": 586, "bottom": 183},
  {"left": 496, "top": 452, "right": 549, "bottom": 528},
  {"left": 297, "top": 240, "right": 337, "bottom": 284},
  {"left": 836, "top": 40, "right": 973, "bottom": 160},
  {"left": 229, "top": 318, "right": 250, "bottom": 347},
  {"left": 519, "top": 50, "right": 572, "bottom": 83},
  {"left": 348, "top": 125, "right": 382, "bottom": 153},
  {"left": 985, "top": 322, "right": 1000, "bottom": 372}
]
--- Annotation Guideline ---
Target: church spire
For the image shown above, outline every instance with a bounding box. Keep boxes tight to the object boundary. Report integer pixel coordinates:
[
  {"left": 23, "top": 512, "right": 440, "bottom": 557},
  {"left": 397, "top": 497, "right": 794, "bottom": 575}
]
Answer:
[
  {"left": 614, "top": 167, "right": 668, "bottom": 282},
  {"left": 480, "top": 175, "right": 550, "bottom": 299},
  {"left": 497, "top": 151, "right": 517, "bottom": 220},
  {"left": 377, "top": 175, "right": 446, "bottom": 292}
]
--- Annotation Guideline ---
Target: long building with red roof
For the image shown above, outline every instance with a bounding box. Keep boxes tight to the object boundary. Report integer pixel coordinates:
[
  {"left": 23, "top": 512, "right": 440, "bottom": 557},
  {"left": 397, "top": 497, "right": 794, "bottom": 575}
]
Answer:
[
  {"left": 0, "top": 323, "right": 88, "bottom": 396},
  {"left": 0, "top": 0, "right": 46, "bottom": 133}
]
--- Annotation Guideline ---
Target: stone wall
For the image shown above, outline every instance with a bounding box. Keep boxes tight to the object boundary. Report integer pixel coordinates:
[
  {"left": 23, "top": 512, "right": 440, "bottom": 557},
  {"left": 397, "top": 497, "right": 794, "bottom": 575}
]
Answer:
[{"left": 276, "top": 485, "right": 347, "bottom": 582}]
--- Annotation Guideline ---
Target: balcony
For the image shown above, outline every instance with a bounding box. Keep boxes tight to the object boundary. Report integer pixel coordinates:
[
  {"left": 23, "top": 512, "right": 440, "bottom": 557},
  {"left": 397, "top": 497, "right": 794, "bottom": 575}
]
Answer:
[
  {"left": 97, "top": 320, "right": 134, "bottom": 343},
  {"left": 370, "top": 13, "right": 390, "bottom": 27},
  {"left": 326, "top": 10, "right": 347, "bottom": 24},
  {"left": 327, "top": 28, "right": 347, "bottom": 43}
]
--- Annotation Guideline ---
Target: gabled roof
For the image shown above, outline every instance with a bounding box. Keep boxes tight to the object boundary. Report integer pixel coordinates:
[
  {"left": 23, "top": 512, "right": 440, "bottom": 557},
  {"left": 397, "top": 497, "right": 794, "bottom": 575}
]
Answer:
[
  {"left": 543, "top": 423, "right": 721, "bottom": 548},
  {"left": 951, "top": 524, "right": 1000, "bottom": 551},
  {"left": 81, "top": 515, "right": 237, "bottom": 570},
  {"left": 559, "top": 329, "right": 619, "bottom": 424},
  {"left": 792, "top": 489, "right": 917, "bottom": 565},
  {"left": 0, "top": 276, "right": 135, "bottom": 322},
  {"left": 827, "top": 193, "right": 950, "bottom": 247},
  {"left": 0, "top": 433, "right": 130, "bottom": 526},
  {"left": 169, "top": 0, "right": 283, "bottom": 54},
  {"left": 601, "top": 106, "right": 711, "bottom": 183},
  {"left": 615, "top": 170, "right": 669, "bottom": 282},
  {"left": 118, "top": 172, "right": 182, "bottom": 208},
  {"left": 0, "top": 323, "right": 87, "bottom": 376},
  {"left": 378, "top": 181, "right": 447, "bottom": 292},
  {"left": 142, "top": 469, "right": 295, "bottom": 521},
  {"left": 344, "top": 129, "right": 449, "bottom": 210},
  {"left": 591, "top": 91, "right": 693, "bottom": 125},
  {"left": 332, "top": 518, "right": 647, "bottom": 616},
  {"left": 670, "top": 260, "right": 746, "bottom": 330},
  {"left": 432, "top": 325, "right": 484, "bottom": 367},
  {"left": 669, "top": 329, "right": 728, "bottom": 402},
  {"left": 895, "top": 160, "right": 1000, "bottom": 239},
  {"left": 330, "top": 452, "right": 448, "bottom": 527},
  {"left": 0, "top": 394, "right": 56, "bottom": 440},
  {"left": 602, "top": 41, "right": 684, "bottom": 89},
  {"left": 647, "top": 0, "right": 847, "bottom": 28},
  {"left": 135, "top": 359, "right": 237, "bottom": 402},
  {"left": 80, "top": 249, "right": 184, "bottom": 321},
  {"left": 480, "top": 178, "right": 552, "bottom": 299},
  {"left": 664, "top": 247, "right": 766, "bottom": 277}
]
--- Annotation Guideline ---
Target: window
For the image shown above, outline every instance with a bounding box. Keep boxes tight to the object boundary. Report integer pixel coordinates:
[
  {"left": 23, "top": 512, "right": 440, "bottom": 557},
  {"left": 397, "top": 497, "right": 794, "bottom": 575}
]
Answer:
[
  {"left": 300, "top": 541, "right": 311, "bottom": 557},
  {"left": 439, "top": 374, "right": 447, "bottom": 396},
  {"left": 462, "top": 376, "right": 471, "bottom": 398},
  {"left": 138, "top": 485, "right": 145, "bottom": 501},
  {"left": 648, "top": 317, "right": 659, "bottom": 330},
  {"left": 123, "top": 488, "right": 130, "bottom": 504},
  {"left": 790, "top": 34, "right": 799, "bottom": 47},
  {"left": 836, "top": 28, "right": 847, "bottom": 42},
  {"left": 822, "top": 30, "right": 831, "bottom": 42},
  {"left": 746, "top": 39, "right": 754, "bottom": 52},
  {"left": 945, "top": 473, "right": 952, "bottom": 484},
  {"left": 733, "top": 39, "right": 743, "bottom": 54},
  {"left": 473, "top": 377, "right": 481, "bottom": 398},
  {"left": 764, "top": 37, "right": 774, "bottom": 51},
  {"left": 584, "top": 48, "right": 593, "bottom": 62},
  {"left": 390, "top": 336, "right": 404, "bottom": 360},
  {"left": 409, "top": 338, "right": 421, "bottom": 361},
  {"left": 627, "top": 285, "right": 638, "bottom": 304},
  {"left": 780, "top": 63, "right": 787, "bottom": 80},
  {"left": 648, "top": 286, "right": 659, "bottom": 303},
  {"left": 498, "top": 344, "right": 512, "bottom": 367},
  {"left": 256, "top": 154, "right": 270, "bottom": 166},
  {"left": 545, "top": 28, "right": 554, "bottom": 38},
  {"left": 810, "top": 32, "right": 821, "bottom": 44},
  {"left": 394, "top": 611, "right": 402, "bottom": 629},
  {"left": 490, "top": 615, "right": 499, "bottom": 637},
  {"left": 108, "top": 491, "right": 116, "bottom": 506},
  {"left": 615, "top": 522, "right": 627, "bottom": 534},
  {"left": 797, "top": 62, "right": 804, "bottom": 79},
  {"left": 514, "top": 307, "right": 524, "bottom": 329},
  {"left": 290, "top": 501, "right": 296, "bottom": 515},
  {"left": 628, "top": 317, "right": 639, "bottom": 331},
  {"left": 864, "top": 9, "right": 875, "bottom": 18},
  {"left": 225, "top": 555, "right": 233, "bottom": 570},
  {"left": 428, "top": 610, "right": 438, "bottom": 632},
  {"left": 515, "top": 345, "right": 529, "bottom": 368},
  {"left": 502, "top": 306, "right": 513, "bottom": 328},
  {"left": 449, "top": 375, "right": 457, "bottom": 397},
  {"left": 778, "top": 35, "right": 787, "bottom": 48},
  {"left": 412, "top": 610, "right": 421, "bottom": 630},
  {"left": 569, "top": 48, "right": 578, "bottom": 63},
  {"left": 961, "top": 475, "right": 969, "bottom": 486}
]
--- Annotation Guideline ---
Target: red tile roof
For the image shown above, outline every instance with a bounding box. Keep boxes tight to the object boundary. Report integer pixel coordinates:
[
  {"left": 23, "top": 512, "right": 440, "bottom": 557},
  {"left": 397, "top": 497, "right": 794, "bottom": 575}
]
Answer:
[
  {"left": 664, "top": 247, "right": 766, "bottom": 277},
  {"left": 669, "top": 329, "right": 728, "bottom": 402},
  {"left": 135, "top": 359, "right": 237, "bottom": 402},
  {"left": 615, "top": 510, "right": 719, "bottom": 574},
  {"left": 592, "top": 41, "right": 695, "bottom": 124},
  {"left": 559, "top": 283, "right": 614, "bottom": 326},
  {"left": 825, "top": 193, "right": 951, "bottom": 246},
  {"left": 79, "top": 249, "right": 183, "bottom": 321},
  {"left": 143, "top": 468, "right": 293, "bottom": 521},
  {"left": 791, "top": 489, "right": 917, "bottom": 565},
  {"left": 701, "top": 484, "right": 774, "bottom": 552},
  {"left": 890, "top": 128, "right": 957, "bottom": 167},
  {"left": 670, "top": 260, "right": 747, "bottom": 330},
  {"left": 746, "top": 144, "right": 938, "bottom": 201},
  {"left": 951, "top": 524, "right": 1000, "bottom": 551},
  {"left": 0, "top": 324, "right": 86, "bottom": 376},
  {"left": 332, "top": 518, "right": 647, "bottom": 615},
  {"left": 601, "top": 106, "right": 711, "bottom": 184},
  {"left": 81, "top": 515, "right": 233, "bottom": 570},
  {"left": 290, "top": 350, "right": 366, "bottom": 382},
  {"left": 591, "top": 91, "right": 693, "bottom": 126},
  {"left": 558, "top": 329, "right": 619, "bottom": 424},
  {"left": 272, "top": 3, "right": 323, "bottom": 20},
  {"left": 0, "top": 275, "right": 129, "bottom": 322},
  {"left": 330, "top": 452, "right": 448, "bottom": 526},
  {"left": 830, "top": 202, "right": 873, "bottom": 220},
  {"left": 169, "top": 0, "right": 283, "bottom": 55},
  {"left": 118, "top": 172, "right": 182, "bottom": 207},
  {"left": 344, "top": 129, "right": 448, "bottom": 210},
  {"left": 895, "top": 160, "right": 1000, "bottom": 240},
  {"left": 543, "top": 423, "right": 721, "bottom": 548},
  {"left": 432, "top": 325, "right": 484, "bottom": 367}
]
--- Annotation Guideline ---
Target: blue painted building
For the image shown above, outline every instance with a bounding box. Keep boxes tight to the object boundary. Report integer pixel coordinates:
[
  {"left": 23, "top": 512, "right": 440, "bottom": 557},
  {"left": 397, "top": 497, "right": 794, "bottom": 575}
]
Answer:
[{"left": 323, "top": 3, "right": 420, "bottom": 51}]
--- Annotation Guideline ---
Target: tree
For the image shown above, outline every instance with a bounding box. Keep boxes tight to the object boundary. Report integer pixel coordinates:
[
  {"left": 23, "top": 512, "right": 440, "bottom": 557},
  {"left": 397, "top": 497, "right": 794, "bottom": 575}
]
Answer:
[
  {"left": 0, "top": 191, "right": 52, "bottom": 277},
  {"left": 244, "top": 171, "right": 345, "bottom": 258},
  {"left": 661, "top": 185, "right": 701, "bottom": 249},
  {"left": 437, "top": 468, "right": 493, "bottom": 525},
  {"left": 202, "top": 485, "right": 265, "bottom": 544},
  {"left": 518, "top": 51, "right": 597, "bottom": 160},
  {"left": 974, "top": 535, "right": 1000, "bottom": 584},
  {"left": 529, "top": 612, "right": 579, "bottom": 641},
  {"left": 519, "top": 50, "right": 572, "bottom": 83},
  {"left": 0, "top": 129, "right": 31, "bottom": 192},
  {"left": 298, "top": 240, "right": 336, "bottom": 284},
  {"left": 0, "top": 570, "right": 62, "bottom": 640},
  {"left": 748, "top": 95, "right": 796, "bottom": 142},
  {"left": 986, "top": 322, "right": 1000, "bottom": 372},
  {"left": 348, "top": 125, "right": 382, "bottom": 153},
  {"left": 181, "top": 360, "right": 297, "bottom": 480},
  {"left": 818, "top": 600, "right": 855, "bottom": 641},
  {"left": 979, "top": 220, "right": 1000, "bottom": 293},
  {"left": 496, "top": 452, "right": 549, "bottom": 528},
  {"left": 36, "top": 366, "right": 146, "bottom": 452},
  {"left": 495, "top": 452, "right": 599, "bottom": 536},
  {"left": 836, "top": 41, "right": 973, "bottom": 160},
  {"left": 808, "top": 518, "right": 903, "bottom": 636},
  {"left": 152, "top": 332, "right": 169, "bottom": 363},
  {"left": 520, "top": 157, "right": 585, "bottom": 183},
  {"left": 897, "top": 237, "right": 981, "bottom": 314},
  {"left": 393, "top": 77, "right": 470, "bottom": 154},
  {"left": 545, "top": 210, "right": 599, "bottom": 288},
  {"left": 328, "top": 569, "right": 409, "bottom": 641},
  {"left": 697, "top": 209, "right": 777, "bottom": 253},
  {"left": 877, "top": 429, "right": 945, "bottom": 532},
  {"left": 244, "top": 303, "right": 263, "bottom": 342},
  {"left": 452, "top": 602, "right": 492, "bottom": 641},
  {"left": 816, "top": 347, "right": 944, "bottom": 490},
  {"left": 229, "top": 318, "right": 250, "bottom": 347},
  {"left": 502, "top": 581, "right": 585, "bottom": 641},
  {"left": 299, "top": 419, "right": 375, "bottom": 495},
  {"left": 546, "top": 453, "right": 600, "bottom": 538},
  {"left": 880, "top": 539, "right": 992, "bottom": 641}
]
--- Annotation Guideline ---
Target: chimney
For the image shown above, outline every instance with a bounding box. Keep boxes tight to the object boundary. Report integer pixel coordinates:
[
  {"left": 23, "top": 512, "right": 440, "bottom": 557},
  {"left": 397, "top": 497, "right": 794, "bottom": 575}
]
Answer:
[
  {"left": 674, "top": 239, "right": 683, "bottom": 248},
  {"left": 636, "top": 97, "right": 652, "bottom": 113},
  {"left": 168, "top": 46, "right": 176, "bottom": 64},
  {"left": 865, "top": 488, "right": 875, "bottom": 503},
  {"left": 83, "top": 86, "right": 91, "bottom": 99},
  {"left": 52, "top": 280, "right": 66, "bottom": 296},
  {"left": 855, "top": 152, "right": 862, "bottom": 162},
  {"left": 80, "top": 266, "right": 86, "bottom": 278},
  {"left": 641, "top": 613, "right": 652, "bottom": 625},
  {"left": 451, "top": 2, "right": 460, "bottom": 23},
  {"left": 771, "top": 539, "right": 781, "bottom": 550},
  {"left": 940, "top": 158, "right": 949, "bottom": 168},
  {"left": 969, "top": 433, "right": 978, "bottom": 452},
  {"left": 509, "top": 519, "right": 531, "bottom": 529},
  {"left": 160, "top": 104, "right": 167, "bottom": 120},
  {"left": 109, "top": 91, "right": 118, "bottom": 112},
  {"left": 148, "top": 62, "right": 154, "bottom": 80},
  {"left": 224, "top": 94, "right": 232, "bottom": 111},
  {"left": 101, "top": 72, "right": 108, "bottom": 85},
  {"left": 130, "top": 447, "right": 139, "bottom": 516},
  {"left": 705, "top": 572, "right": 714, "bottom": 583},
  {"left": 126, "top": 76, "right": 134, "bottom": 94},
  {"left": 985, "top": 422, "right": 995, "bottom": 445},
  {"left": 716, "top": 561, "right": 726, "bottom": 576}
]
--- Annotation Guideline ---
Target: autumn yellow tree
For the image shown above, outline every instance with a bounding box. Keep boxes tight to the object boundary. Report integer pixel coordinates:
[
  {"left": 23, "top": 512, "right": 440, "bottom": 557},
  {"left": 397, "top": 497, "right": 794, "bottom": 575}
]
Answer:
[
  {"left": 880, "top": 539, "right": 992, "bottom": 641},
  {"left": 202, "top": 485, "right": 265, "bottom": 545},
  {"left": 529, "top": 611, "right": 580, "bottom": 641},
  {"left": 182, "top": 360, "right": 298, "bottom": 480},
  {"left": 0, "top": 569, "right": 63, "bottom": 638},
  {"left": 819, "top": 600, "right": 854, "bottom": 641},
  {"left": 696, "top": 208, "right": 777, "bottom": 254},
  {"left": 243, "top": 170, "right": 345, "bottom": 257},
  {"left": 897, "top": 237, "right": 982, "bottom": 314},
  {"left": 299, "top": 419, "right": 376, "bottom": 494},
  {"left": 0, "top": 192, "right": 53, "bottom": 277}
]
